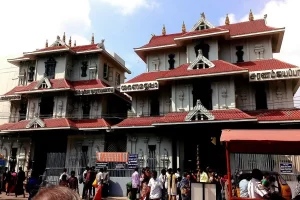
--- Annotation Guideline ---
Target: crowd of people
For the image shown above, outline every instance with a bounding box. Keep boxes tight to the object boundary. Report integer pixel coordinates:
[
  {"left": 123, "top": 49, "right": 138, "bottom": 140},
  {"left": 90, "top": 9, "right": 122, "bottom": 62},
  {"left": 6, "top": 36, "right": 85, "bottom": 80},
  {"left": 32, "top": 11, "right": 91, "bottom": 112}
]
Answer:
[
  {"left": 1, "top": 167, "right": 26, "bottom": 197},
  {"left": 130, "top": 166, "right": 227, "bottom": 200}
]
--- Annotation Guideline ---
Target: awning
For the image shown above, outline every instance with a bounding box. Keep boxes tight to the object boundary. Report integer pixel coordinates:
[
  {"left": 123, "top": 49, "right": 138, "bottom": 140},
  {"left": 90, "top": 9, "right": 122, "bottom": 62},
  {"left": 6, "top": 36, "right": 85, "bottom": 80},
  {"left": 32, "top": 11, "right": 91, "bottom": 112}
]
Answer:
[{"left": 221, "top": 129, "right": 300, "bottom": 154}]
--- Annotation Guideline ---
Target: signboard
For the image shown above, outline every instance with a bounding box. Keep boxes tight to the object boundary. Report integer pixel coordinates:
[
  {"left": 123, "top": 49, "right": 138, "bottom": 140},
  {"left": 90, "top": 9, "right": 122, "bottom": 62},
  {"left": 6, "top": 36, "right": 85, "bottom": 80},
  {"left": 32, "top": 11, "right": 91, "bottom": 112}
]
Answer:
[
  {"left": 96, "top": 152, "right": 128, "bottom": 163},
  {"left": 0, "top": 95, "right": 21, "bottom": 101},
  {"left": 279, "top": 163, "right": 293, "bottom": 174},
  {"left": 75, "top": 87, "right": 114, "bottom": 95},
  {"left": 120, "top": 81, "right": 159, "bottom": 93},
  {"left": 128, "top": 154, "right": 138, "bottom": 169},
  {"left": 95, "top": 162, "right": 108, "bottom": 170},
  {"left": 249, "top": 68, "right": 300, "bottom": 82}
]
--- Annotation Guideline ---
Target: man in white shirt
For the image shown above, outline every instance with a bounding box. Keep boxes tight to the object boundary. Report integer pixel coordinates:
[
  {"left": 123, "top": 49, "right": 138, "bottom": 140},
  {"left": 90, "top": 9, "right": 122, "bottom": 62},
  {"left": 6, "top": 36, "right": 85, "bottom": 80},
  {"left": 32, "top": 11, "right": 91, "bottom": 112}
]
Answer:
[
  {"left": 158, "top": 169, "right": 167, "bottom": 200},
  {"left": 131, "top": 167, "right": 140, "bottom": 200},
  {"left": 248, "top": 169, "right": 269, "bottom": 199},
  {"left": 148, "top": 170, "right": 163, "bottom": 200},
  {"left": 59, "top": 168, "right": 70, "bottom": 181}
]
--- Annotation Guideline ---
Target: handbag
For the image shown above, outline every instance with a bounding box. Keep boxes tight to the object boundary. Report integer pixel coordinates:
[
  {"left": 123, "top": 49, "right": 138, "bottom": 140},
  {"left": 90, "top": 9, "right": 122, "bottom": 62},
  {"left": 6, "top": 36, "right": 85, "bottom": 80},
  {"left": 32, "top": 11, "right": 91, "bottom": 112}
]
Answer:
[{"left": 92, "top": 178, "right": 98, "bottom": 188}]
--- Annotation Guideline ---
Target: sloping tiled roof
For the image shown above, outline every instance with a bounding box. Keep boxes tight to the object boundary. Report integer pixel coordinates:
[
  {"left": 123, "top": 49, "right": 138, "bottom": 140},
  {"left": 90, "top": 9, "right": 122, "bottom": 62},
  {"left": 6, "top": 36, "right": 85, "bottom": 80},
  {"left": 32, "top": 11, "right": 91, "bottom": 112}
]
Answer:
[
  {"left": 71, "top": 44, "right": 99, "bottom": 52},
  {"left": 160, "top": 60, "right": 246, "bottom": 80},
  {"left": 175, "top": 27, "right": 228, "bottom": 39},
  {"left": 236, "top": 59, "right": 298, "bottom": 72},
  {"left": 114, "top": 109, "right": 255, "bottom": 127},
  {"left": 0, "top": 118, "right": 111, "bottom": 131},
  {"left": 33, "top": 45, "right": 69, "bottom": 52},
  {"left": 246, "top": 109, "right": 300, "bottom": 122},
  {"left": 126, "top": 71, "right": 168, "bottom": 83},
  {"left": 72, "top": 79, "right": 109, "bottom": 90},
  {"left": 136, "top": 19, "right": 282, "bottom": 50}
]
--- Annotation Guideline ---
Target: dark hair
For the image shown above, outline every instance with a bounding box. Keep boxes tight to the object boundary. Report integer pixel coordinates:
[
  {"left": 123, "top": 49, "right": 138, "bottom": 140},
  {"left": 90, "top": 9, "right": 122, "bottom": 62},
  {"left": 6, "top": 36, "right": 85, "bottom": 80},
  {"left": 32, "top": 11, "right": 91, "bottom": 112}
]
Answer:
[
  {"left": 103, "top": 167, "right": 107, "bottom": 172},
  {"left": 264, "top": 172, "right": 270, "bottom": 178},
  {"left": 134, "top": 167, "right": 139, "bottom": 172},
  {"left": 63, "top": 168, "right": 67, "bottom": 173},
  {"left": 33, "top": 185, "right": 81, "bottom": 200},
  {"left": 62, "top": 174, "right": 67, "bottom": 181},
  {"left": 86, "top": 166, "right": 89, "bottom": 170},
  {"left": 100, "top": 168, "right": 104, "bottom": 172},
  {"left": 177, "top": 168, "right": 181, "bottom": 172},
  {"left": 71, "top": 171, "right": 75, "bottom": 176},
  {"left": 297, "top": 175, "right": 300, "bottom": 182},
  {"left": 91, "top": 166, "right": 95, "bottom": 170},
  {"left": 252, "top": 169, "right": 263, "bottom": 180},
  {"left": 19, "top": 167, "right": 22, "bottom": 171},
  {"left": 269, "top": 176, "right": 275, "bottom": 182},
  {"left": 168, "top": 168, "right": 172, "bottom": 174},
  {"left": 152, "top": 170, "right": 157, "bottom": 177},
  {"left": 183, "top": 172, "right": 188, "bottom": 178}
]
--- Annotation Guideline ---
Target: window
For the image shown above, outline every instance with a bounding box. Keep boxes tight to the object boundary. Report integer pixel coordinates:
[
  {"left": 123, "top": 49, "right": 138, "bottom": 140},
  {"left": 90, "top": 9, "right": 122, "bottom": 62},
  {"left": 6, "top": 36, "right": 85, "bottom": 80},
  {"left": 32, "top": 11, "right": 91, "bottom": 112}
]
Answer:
[
  {"left": 150, "top": 93, "right": 160, "bottom": 116},
  {"left": 28, "top": 66, "right": 35, "bottom": 82},
  {"left": 41, "top": 82, "right": 47, "bottom": 89},
  {"left": 254, "top": 83, "right": 268, "bottom": 110},
  {"left": 192, "top": 80, "right": 212, "bottom": 110},
  {"left": 148, "top": 145, "right": 157, "bottom": 171},
  {"left": 39, "top": 96, "right": 54, "bottom": 118},
  {"left": 115, "top": 72, "right": 120, "bottom": 86},
  {"left": 45, "top": 57, "right": 56, "bottom": 79},
  {"left": 103, "top": 63, "right": 108, "bottom": 80},
  {"left": 19, "top": 99, "right": 28, "bottom": 121},
  {"left": 82, "top": 99, "right": 90, "bottom": 119},
  {"left": 108, "top": 67, "right": 113, "bottom": 82}
]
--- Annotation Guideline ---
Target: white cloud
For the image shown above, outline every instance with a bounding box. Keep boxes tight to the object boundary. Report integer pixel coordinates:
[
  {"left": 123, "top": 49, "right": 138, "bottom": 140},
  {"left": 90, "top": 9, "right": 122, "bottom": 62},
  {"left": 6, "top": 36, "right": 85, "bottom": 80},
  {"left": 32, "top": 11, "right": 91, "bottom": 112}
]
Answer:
[
  {"left": 97, "top": 0, "right": 159, "bottom": 15},
  {"left": 0, "top": 0, "right": 91, "bottom": 56}
]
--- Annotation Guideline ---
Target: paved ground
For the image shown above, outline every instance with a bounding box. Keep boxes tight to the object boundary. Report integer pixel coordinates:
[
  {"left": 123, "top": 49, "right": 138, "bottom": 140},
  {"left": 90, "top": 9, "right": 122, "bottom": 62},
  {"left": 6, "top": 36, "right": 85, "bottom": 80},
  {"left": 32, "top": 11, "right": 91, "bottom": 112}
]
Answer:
[{"left": 0, "top": 193, "right": 127, "bottom": 200}]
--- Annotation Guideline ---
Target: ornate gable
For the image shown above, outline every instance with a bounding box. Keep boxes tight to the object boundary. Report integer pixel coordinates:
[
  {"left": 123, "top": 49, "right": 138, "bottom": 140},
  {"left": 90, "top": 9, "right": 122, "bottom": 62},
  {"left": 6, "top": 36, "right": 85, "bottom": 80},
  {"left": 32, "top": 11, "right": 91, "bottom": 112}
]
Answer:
[
  {"left": 35, "top": 76, "right": 52, "bottom": 89},
  {"left": 51, "top": 36, "right": 66, "bottom": 47},
  {"left": 190, "top": 12, "right": 215, "bottom": 31},
  {"left": 26, "top": 117, "right": 45, "bottom": 129},
  {"left": 185, "top": 99, "right": 214, "bottom": 121},
  {"left": 187, "top": 49, "right": 215, "bottom": 70}
]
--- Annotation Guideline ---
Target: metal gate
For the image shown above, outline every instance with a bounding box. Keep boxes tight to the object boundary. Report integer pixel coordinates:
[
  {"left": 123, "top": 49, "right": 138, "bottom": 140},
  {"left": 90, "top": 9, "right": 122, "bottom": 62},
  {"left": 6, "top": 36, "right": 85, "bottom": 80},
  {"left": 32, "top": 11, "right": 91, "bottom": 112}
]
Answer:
[
  {"left": 230, "top": 153, "right": 300, "bottom": 181},
  {"left": 44, "top": 153, "right": 66, "bottom": 185}
]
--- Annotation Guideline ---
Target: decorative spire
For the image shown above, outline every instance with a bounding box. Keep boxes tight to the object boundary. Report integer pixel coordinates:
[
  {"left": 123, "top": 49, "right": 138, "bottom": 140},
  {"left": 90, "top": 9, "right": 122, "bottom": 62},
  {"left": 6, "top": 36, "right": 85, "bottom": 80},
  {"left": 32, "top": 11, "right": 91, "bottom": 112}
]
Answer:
[
  {"left": 264, "top": 14, "right": 268, "bottom": 24},
  {"left": 162, "top": 25, "right": 166, "bottom": 36},
  {"left": 182, "top": 21, "right": 186, "bottom": 33},
  {"left": 200, "top": 12, "right": 206, "bottom": 19},
  {"left": 45, "top": 40, "right": 48, "bottom": 48},
  {"left": 62, "top": 32, "right": 66, "bottom": 43},
  {"left": 249, "top": 9, "right": 254, "bottom": 21},
  {"left": 74, "top": 40, "right": 76, "bottom": 47},
  {"left": 225, "top": 14, "right": 230, "bottom": 25},
  {"left": 57, "top": 35, "right": 60, "bottom": 40},
  {"left": 91, "top": 33, "right": 94, "bottom": 44},
  {"left": 69, "top": 36, "right": 72, "bottom": 47}
]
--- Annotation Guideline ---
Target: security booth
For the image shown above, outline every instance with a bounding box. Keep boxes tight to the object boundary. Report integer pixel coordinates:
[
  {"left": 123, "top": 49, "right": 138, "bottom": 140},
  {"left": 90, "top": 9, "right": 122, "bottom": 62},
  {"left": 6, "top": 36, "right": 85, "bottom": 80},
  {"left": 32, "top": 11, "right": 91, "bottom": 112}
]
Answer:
[{"left": 220, "top": 129, "right": 299, "bottom": 200}]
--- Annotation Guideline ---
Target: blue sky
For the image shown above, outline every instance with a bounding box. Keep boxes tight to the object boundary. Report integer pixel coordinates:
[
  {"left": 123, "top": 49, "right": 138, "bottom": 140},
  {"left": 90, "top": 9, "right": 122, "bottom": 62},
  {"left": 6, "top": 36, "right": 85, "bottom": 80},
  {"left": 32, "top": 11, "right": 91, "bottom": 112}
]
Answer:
[{"left": 87, "top": 0, "right": 275, "bottom": 79}]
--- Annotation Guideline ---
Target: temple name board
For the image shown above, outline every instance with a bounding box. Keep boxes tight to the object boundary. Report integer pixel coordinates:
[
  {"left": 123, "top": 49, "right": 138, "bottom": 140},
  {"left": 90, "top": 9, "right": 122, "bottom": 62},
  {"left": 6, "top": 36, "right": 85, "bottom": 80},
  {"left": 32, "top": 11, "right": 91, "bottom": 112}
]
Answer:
[
  {"left": 96, "top": 152, "right": 129, "bottom": 163},
  {"left": 0, "top": 95, "right": 21, "bottom": 101},
  {"left": 249, "top": 68, "right": 300, "bottom": 81},
  {"left": 120, "top": 81, "right": 159, "bottom": 93},
  {"left": 75, "top": 87, "right": 114, "bottom": 95}
]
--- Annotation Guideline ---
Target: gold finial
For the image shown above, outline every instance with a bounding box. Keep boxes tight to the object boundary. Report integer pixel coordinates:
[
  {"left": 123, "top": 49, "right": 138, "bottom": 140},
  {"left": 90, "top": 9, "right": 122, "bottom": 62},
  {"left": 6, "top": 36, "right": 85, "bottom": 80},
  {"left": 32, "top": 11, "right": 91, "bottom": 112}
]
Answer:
[
  {"left": 225, "top": 14, "right": 230, "bottom": 25},
  {"left": 63, "top": 32, "right": 66, "bottom": 43},
  {"left": 182, "top": 21, "right": 186, "bottom": 33},
  {"left": 91, "top": 33, "right": 94, "bottom": 44},
  {"left": 201, "top": 12, "right": 205, "bottom": 19},
  {"left": 45, "top": 39, "right": 48, "bottom": 48},
  {"left": 162, "top": 25, "right": 166, "bottom": 36},
  {"left": 74, "top": 40, "right": 76, "bottom": 47},
  {"left": 69, "top": 36, "right": 72, "bottom": 47},
  {"left": 249, "top": 9, "right": 254, "bottom": 21}
]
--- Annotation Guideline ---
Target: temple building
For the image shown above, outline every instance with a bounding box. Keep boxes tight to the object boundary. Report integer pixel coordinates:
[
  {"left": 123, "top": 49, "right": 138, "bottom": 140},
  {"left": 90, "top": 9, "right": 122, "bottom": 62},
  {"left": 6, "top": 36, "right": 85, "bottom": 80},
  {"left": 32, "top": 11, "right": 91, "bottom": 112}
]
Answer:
[
  {"left": 113, "top": 11, "right": 300, "bottom": 174},
  {"left": 0, "top": 33, "right": 131, "bottom": 177}
]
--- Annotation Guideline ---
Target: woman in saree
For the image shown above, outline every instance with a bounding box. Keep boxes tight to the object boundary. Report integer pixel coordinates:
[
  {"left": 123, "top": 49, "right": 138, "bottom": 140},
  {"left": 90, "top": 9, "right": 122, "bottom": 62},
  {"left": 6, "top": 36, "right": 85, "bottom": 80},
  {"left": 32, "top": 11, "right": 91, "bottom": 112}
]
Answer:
[
  {"left": 167, "top": 169, "right": 177, "bottom": 200},
  {"left": 140, "top": 167, "right": 151, "bottom": 200},
  {"left": 179, "top": 172, "right": 190, "bottom": 200}
]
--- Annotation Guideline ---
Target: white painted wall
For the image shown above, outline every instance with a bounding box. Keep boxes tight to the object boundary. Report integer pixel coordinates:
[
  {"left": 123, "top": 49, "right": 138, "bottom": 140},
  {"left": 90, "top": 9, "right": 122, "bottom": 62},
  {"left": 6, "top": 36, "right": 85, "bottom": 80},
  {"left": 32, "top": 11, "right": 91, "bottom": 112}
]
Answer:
[
  {"left": 67, "top": 96, "right": 103, "bottom": 119},
  {"left": 53, "top": 96, "right": 68, "bottom": 118},
  {"left": 36, "top": 55, "right": 66, "bottom": 80},
  {"left": 171, "top": 83, "right": 193, "bottom": 112},
  {"left": 211, "top": 77, "right": 236, "bottom": 110},
  {"left": 147, "top": 48, "right": 187, "bottom": 72},
  {"left": 219, "top": 36, "right": 273, "bottom": 63},
  {"left": 71, "top": 54, "right": 99, "bottom": 81},
  {"left": 235, "top": 78, "right": 294, "bottom": 110},
  {"left": 187, "top": 39, "right": 218, "bottom": 62},
  {"left": 26, "top": 98, "right": 40, "bottom": 120}
]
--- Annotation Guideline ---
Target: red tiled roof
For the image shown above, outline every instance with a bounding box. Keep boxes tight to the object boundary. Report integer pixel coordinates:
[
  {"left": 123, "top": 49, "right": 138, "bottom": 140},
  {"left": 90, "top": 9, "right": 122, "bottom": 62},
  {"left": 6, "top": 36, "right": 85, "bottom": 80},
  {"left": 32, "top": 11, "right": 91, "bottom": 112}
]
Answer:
[
  {"left": 71, "top": 44, "right": 99, "bottom": 52},
  {"left": 175, "top": 27, "right": 228, "bottom": 39},
  {"left": 73, "top": 119, "right": 110, "bottom": 128},
  {"left": 246, "top": 109, "right": 300, "bottom": 122},
  {"left": 0, "top": 123, "right": 15, "bottom": 131},
  {"left": 160, "top": 61, "right": 247, "bottom": 80},
  {"left": 137, "top": 33, "right": 183, "bottom": 49},
  {"left": 7, "top": 118, "right": 75, "bottom": 130},
  {"left": 218, "top": 19, "right": 279, "bottom": 36},
  {"left": 4, "top": 86, "right": 28, "bottom": 95},
  {"left": 136, "top": 19, "right": 282, "bottom": 50},
  {"left": 33, "top": 45, "right": 69, "bottom": 52},
  {"left": 236, "top": 59, "right": 298, "bottom": 72},
  {"left": 114, "top": 109, "right": 254, "bottom": 127},
  {"left": 115, "top": 116, "right": 163, "bottom": 127},
  {"left": 126, "top": 71, "right": 168, "bottom": 83},
  {"left": 72, "top": 79, "right": 109, "bottom": 90}
]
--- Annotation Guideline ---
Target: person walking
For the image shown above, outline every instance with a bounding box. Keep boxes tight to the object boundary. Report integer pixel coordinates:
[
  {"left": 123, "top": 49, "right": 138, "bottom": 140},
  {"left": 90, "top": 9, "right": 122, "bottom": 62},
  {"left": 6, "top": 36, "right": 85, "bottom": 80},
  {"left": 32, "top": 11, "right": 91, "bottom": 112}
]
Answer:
[
  {"left": 131, "top": 167, "right": 140, "bottom": 200},
  {"left": 148, "top": 170, "right": 163, "bottom": 200}
]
